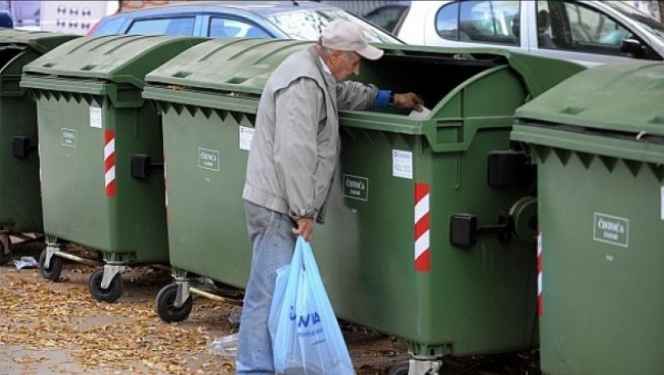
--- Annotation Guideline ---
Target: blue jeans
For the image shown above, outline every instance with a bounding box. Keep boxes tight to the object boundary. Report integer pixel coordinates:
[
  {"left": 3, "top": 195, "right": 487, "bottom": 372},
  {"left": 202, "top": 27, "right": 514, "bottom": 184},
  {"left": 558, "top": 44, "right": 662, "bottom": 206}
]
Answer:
[{"left": 237, "top": 201, "right": 296, "bottom": 375}]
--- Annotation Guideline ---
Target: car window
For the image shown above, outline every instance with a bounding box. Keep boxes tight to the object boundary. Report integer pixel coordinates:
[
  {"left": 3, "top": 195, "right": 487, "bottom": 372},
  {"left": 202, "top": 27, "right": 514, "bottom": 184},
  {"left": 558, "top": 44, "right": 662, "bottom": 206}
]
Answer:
[
  {"left": 94, "top": 17, "right": 126, "bottom": 36},
  {"left": 537, "top": 1, "right": 636, "bottom": 56},
  {"left": 127, "top": 17, "right": 196, "bottom": 36},
  {"left": 604, "top": 2, "right": 664, "bottom": 41},
  {"left": 436, "top": 1, "right": 520, "bottom": 46},
  {"left": 268, "top": 9, "right": 400, "bottom": 43},
  {"left": 209, "top": 17, "right": 271, "bottom": 38},
  {"left": 364, "top": 6, "right": 409, "bottom": 34},
  {"left": 435, "top": 2, "right": 459, "bottom": 40}
]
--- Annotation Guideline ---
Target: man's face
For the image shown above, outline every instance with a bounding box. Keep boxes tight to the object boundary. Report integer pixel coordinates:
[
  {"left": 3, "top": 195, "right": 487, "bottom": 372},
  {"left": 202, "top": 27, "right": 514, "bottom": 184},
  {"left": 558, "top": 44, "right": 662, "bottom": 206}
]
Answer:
[{"left": 329, "top": 50, "right": 361, "bottom": 81}]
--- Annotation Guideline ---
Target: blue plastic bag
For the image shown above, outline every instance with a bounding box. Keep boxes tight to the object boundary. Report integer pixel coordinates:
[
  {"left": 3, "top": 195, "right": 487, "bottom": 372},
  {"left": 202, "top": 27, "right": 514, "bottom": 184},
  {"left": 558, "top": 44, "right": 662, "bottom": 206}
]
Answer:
[{"left": 269, "top": 237, "right": 355, "bottom": 375}]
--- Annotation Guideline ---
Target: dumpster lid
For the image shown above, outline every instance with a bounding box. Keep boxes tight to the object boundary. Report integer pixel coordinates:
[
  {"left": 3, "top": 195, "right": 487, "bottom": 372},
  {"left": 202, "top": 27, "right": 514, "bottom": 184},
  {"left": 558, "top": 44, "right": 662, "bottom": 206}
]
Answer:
[
  {"left": 516, "top": 61, "right": 664, "bottom": 137},
  {"left": 0, "top": 29, "right": 79, "bottom": 54},
  {"left": 144, "top": 38, "right": 583, "bottom": 98},
  {"left": 23, "top": 35, "right": 206, "bottom": 89}
]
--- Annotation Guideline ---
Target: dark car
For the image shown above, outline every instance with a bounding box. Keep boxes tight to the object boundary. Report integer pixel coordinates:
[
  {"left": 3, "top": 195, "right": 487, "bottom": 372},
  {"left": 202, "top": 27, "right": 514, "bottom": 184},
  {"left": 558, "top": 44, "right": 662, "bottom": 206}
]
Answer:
[
  {"left": 0, "top": 10, "right": 13, "bottom": 29},
  {"left": 90, "top": 1, "right": 401, "bottom": 44}
]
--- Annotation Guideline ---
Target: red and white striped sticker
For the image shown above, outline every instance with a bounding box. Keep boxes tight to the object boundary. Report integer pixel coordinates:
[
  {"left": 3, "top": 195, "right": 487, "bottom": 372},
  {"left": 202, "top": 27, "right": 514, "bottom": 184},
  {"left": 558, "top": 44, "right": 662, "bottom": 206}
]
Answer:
[
  {"left": 414, "top": 183, "right": 430, "bottom": 272},
  {"left": 104, "top": 130, "right": 116, "bottom": 197},
  {"left": 537, "top": 233, "right": 543, "bottom": 317}
]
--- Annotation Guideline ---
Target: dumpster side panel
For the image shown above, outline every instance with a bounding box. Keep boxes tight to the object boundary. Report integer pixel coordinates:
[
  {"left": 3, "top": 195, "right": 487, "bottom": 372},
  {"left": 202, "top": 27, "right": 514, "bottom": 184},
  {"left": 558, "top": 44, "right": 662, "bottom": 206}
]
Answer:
[
  {"left": 427, "top": 129, "right": 537, "bottom": 355},
  {"left": 37, "top": 94, "right": 113, "bottom": 248},
  {"left": 162, "top": 108, "right": 252, "bottom": 286},
  {"left": 0, "top": 95, "right": 43, "bottom": 232},
  {"left": 113, "top": 103, "right": 168, "bottom": 263},
  {"left": 315, "top": 67, "right": 537, "bottom": 355},
  {"left": 314, "top": 129, "right": 420, "bottom": 343},
  {"left": 537, "top": 150, "right": 664, "bottom": 375}
]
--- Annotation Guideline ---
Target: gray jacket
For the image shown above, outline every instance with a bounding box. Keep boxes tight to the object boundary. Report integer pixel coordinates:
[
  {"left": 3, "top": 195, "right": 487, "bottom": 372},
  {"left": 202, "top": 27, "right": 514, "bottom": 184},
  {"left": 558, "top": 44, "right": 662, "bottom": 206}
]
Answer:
[{"left": 243, "top": 46, "right": 379, "bottom": 223}]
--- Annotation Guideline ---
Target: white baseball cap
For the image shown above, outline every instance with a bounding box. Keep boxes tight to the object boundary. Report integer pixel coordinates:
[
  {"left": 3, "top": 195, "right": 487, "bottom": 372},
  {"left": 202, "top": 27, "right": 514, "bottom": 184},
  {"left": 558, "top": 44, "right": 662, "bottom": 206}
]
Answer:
[{"left": 320, "top": 20, "right": 384, "bottom": 61}]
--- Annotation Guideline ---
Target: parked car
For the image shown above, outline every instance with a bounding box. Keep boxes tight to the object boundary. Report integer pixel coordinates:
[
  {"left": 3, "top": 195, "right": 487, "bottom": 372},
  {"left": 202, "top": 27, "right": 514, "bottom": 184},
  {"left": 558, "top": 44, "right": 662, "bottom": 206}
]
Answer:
[
  {"left": 90, "top": 0, "right": 400, "bottom": 44},
  {"left": 396, "top": 1, "right": 664, "bottom": 66},
  {"left": 364, "top": 4, "right": 410, "bottom": 34},
  {"left": 0, "top": 9, "right": 13, "bottom": 28}
]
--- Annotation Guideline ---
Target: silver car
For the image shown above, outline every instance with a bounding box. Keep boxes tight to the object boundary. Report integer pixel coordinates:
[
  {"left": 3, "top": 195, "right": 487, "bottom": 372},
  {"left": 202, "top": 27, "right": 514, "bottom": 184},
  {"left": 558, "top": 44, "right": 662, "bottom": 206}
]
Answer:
[{"left": 397, "top": 0, "right": 664, "bottom": 66}]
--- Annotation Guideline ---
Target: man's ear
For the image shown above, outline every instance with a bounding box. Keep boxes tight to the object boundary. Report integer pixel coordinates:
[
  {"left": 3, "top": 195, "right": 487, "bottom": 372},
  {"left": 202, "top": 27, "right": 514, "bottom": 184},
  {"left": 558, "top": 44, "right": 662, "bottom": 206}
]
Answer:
[{"left": 330, "top": 49, "right": 342, "bottom": 62}]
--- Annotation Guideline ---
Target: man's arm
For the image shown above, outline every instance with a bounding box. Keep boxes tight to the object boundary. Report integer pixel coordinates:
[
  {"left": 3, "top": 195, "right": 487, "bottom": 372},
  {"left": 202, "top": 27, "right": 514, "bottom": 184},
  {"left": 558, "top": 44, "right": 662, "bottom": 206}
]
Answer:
[
  {"left": 337, "top": 81, "right": 424, "bottom": 112},
  {"left": 336, "top": 81, "right": 382, "bottom": 111},
  {"left": 273, "top": 77, "right": 324, "bottom": 232}
]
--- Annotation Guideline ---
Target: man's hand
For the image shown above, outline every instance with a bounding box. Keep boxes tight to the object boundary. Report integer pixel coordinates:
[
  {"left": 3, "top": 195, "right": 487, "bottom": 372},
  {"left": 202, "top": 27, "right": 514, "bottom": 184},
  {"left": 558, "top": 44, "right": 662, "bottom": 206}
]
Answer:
[
  {"left": 394, "top": 93, "right": 424, "bottom": 112},
  {"left": 292, "top": 217, "right": 315, "bottom": 242}
]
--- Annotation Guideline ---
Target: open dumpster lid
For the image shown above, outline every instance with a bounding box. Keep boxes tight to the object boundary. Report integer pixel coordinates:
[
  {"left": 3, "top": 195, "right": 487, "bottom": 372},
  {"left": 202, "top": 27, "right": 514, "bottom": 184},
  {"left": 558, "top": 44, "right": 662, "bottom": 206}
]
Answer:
[
  {"left": 22, "top": 35, "right": 207, "bottom": 89},
  {"left": 516, "top": 61, "right": 664, "bottom": 137},
  {"left": 0, "top": 29, "right": 79, "bottom": 54},
  {"left": 144, "top": 38, "right": 583, "bottom": 99}
]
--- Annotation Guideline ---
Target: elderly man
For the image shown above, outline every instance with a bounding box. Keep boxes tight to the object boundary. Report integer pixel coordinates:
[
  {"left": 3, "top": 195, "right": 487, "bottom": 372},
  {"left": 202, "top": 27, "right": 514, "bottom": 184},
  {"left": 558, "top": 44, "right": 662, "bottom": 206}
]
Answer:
[{"left": 237, "top": 20, "right": 423, "bottom": 374}]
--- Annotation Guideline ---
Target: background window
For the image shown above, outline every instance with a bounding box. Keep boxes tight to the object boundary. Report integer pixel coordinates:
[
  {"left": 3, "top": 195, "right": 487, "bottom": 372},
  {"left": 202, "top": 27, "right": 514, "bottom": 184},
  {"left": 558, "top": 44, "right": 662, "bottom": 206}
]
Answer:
[
  {"left": 209, "top": 17, "right": 271, "bottom": 38},
  {"left": 537, "top": 1, "right": 634, "bottom": 56},
  {"left": 436, "top": 1, "right": 520, "bottom": 45},
  {"left": 435, "top": 2, "right": 459, "bottom": 40},
  {"left": 459, "top": 1, "right": 520, "bottom": 45},
  {"left": 94, "top": 18, "right": 125, "bottom": 35},
  {"left": 364, "top": 5, "right": 409, "bottom": 34},
  {"left": 127, "top": 17, "right": 195, "bottom": 36}
]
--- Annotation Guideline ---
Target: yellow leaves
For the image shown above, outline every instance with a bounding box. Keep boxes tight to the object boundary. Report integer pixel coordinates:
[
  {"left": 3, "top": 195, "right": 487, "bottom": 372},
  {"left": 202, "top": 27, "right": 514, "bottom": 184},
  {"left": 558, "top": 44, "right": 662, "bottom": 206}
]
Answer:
[
  {"left": 1, "top": 261, "right": 403, "bottom": 375},
  {"left": 0, "top": 268, "right": 223, "bottom": 375}
]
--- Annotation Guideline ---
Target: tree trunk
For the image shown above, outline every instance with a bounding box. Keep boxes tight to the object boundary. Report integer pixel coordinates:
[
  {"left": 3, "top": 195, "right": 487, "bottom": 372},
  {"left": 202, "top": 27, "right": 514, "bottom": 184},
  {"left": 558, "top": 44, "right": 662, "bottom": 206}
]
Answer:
[{"left": 660, "top": 1, "right": 664, "bottom": 22}]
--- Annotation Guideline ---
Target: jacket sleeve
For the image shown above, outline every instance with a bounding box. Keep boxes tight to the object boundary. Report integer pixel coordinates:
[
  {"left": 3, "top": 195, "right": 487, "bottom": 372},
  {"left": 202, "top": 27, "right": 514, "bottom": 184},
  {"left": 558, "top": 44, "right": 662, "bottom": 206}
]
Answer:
[
  {"left": 273, "top": 77, "right": 325, "bottom": 220},
  {"left": 336, "top": 81, "right": 380, "bottom": 111}
]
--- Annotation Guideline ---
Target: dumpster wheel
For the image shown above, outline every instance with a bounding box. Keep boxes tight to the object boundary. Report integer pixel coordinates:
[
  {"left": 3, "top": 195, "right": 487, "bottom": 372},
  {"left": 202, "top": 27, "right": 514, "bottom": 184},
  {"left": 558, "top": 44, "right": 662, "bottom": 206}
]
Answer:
[
  {"left": 387, "top": 361, "right": 410, "bottom": 375},
  {"left": 0, "top": 240, "right": 10, "bottom": 266},
  {"left": 89, "top": 267, "right": 123, "bottom": 303},
  {"left": 39, "top": 248, "right": 62, "bottom": 281},
  {"left": 156, "top": 284, "right": 193, "bottom": 323},
  {"left": 388, "top": 359, "right": 442, "bottom": 375}
]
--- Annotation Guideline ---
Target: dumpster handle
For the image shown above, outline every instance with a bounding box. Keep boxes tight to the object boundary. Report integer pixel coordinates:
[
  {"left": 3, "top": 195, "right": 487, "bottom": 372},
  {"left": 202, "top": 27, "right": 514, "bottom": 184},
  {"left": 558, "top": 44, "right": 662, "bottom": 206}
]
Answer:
[
  {"left": 12, "top": 136, "right": 37, "bottom": 160},
  {"left": 131, "top": 154, "right": 163, "bottom": 179},
  {"left": 449, "top": 213, "right": 513, "bottom": 249}
]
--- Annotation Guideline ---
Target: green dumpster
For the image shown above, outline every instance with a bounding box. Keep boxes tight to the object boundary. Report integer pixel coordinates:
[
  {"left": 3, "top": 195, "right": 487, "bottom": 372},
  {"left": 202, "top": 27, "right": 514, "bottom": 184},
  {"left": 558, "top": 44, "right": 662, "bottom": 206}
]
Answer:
[
  {"left": 142, "top": 38, "right": 582, "bottom": 369},
  {"left": 511, "top": 61, "right": 664, "bottom": 375},
  {"left": 20, "top": 35, "right": 206, "bottom": 302},
  {"left": 0, "top": 30, "right": 78, "bottom": 266}
]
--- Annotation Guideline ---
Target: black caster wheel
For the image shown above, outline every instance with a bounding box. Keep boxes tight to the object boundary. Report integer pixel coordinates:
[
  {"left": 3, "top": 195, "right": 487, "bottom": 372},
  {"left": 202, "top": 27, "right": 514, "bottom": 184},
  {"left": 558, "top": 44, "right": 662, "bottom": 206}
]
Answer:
[
  {"left": 39, "top": 248, "right": 62, "bottom": 281},
  {"left": 155, "top": 283, "right": 193, "bottom": 323},
  {"left": 0, "top": 240, "right": 10, "bottom": 266},
  {"left": 387, "top": 361, "right": 410, "bottom": 375},
  {"left": 89, "top": 267, "right": 123, "bottom": 303}
]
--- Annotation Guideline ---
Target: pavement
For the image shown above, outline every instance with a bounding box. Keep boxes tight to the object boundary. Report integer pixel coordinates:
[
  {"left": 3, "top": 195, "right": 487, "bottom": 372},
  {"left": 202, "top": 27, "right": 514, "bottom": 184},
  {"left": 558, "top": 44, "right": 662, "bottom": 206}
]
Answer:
[{"left": 0, "top": 241, "right": 407, "bottom": 375}]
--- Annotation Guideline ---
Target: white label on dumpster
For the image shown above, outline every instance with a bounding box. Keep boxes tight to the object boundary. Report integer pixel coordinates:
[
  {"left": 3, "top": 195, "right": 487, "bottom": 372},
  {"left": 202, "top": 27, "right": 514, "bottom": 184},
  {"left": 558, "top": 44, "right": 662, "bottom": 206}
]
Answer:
[
  {"left": 392, "top": 150, "right": 413, "bottom": 179},
  {"left": 198, "top": 148, "right": 220, "bottom": 171},
  {"left": 89, "top": 107, "right": 102, "bottom": 129},
  {"left": 239, "top": 126, "right": 254, "bottom": 151},
  {"left": 593, "top": 213, "right": 629, "bottom": 248},
  {"left": 61, "top": 128, "right": 77, "bottom": 148},
  {"left": 661, "top": 186, "right": 664, "bottom": 220}
]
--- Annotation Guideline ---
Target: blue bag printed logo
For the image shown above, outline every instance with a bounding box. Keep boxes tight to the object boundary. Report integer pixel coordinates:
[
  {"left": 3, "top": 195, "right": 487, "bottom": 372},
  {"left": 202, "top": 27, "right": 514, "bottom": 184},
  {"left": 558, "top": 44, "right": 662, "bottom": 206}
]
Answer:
[
  {"left": 290, "top": 306, "right": 322, "bottom": 328},
  {"left": 269, "top": 237, "right": 355, "bottom": 375}
]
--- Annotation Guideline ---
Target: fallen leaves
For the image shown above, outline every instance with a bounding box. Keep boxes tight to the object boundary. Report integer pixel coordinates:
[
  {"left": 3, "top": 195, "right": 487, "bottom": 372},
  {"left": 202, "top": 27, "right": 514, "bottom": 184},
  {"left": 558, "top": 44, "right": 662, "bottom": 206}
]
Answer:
[
  {"left": 0, "top": 255, "right": 405, "bottom": 375},
  {"left": 0, "top": 271, "right": 236, "bottom": 375}
]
